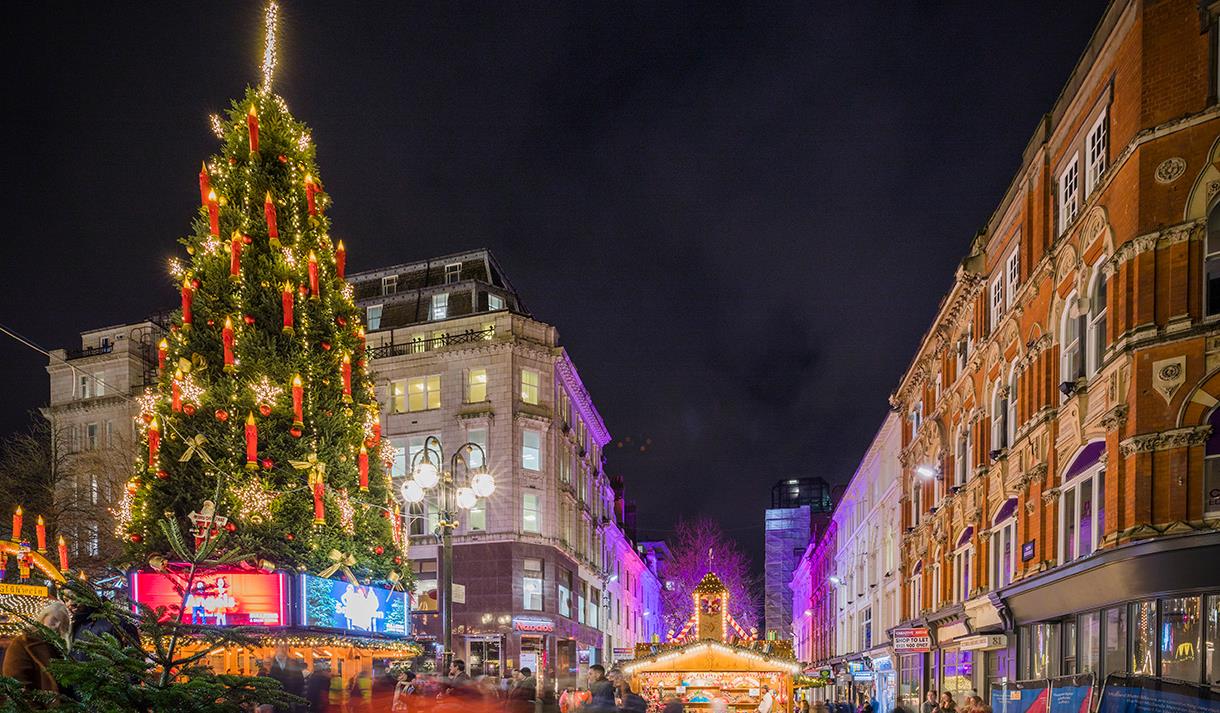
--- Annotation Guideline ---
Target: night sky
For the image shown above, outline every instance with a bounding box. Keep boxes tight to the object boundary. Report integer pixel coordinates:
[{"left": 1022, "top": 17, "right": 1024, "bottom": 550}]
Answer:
[{"left": 0, "top": 1, "right": 1109, "bottom": 570}]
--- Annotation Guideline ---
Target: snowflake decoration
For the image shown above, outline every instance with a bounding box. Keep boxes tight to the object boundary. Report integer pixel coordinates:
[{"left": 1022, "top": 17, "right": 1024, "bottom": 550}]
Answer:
[
  {"left": 112, "top": 488, "right": 134, "bottom": 536},
  {"left": 180, "top": 372, "right": 205, "bottom": 404},
  {"left": 168, "top": 258, "right": 186, "bottom": 278},
  {"left": 340, "top": 282, "right": 355, "bottom": 299},
  {"left": 250, "top": 376, "right": 283, "bottom": 406},
  {"left": 201, "top": 237, "right": 222, "bottom": 255},
  {"left": 209, "top": 114, "right": 225, "bottom": 139},
  {"left": 233, "top": 478, "right": 276, "bottom": 525},
  {"left": 336, "top": 488, "right": 356, "bottom": 535},
  {"left": 297, "top": 132, "right": 312, "bottom": 152}
]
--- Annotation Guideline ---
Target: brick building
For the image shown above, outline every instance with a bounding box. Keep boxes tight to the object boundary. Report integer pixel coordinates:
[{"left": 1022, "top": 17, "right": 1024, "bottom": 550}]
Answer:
[{"left": 890, "top": 0, "right": 1220, "bottom": 706}]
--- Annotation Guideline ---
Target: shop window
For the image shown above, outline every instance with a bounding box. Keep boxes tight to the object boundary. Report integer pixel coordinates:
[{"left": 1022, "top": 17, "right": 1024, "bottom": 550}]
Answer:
[
  {"left": 1205, "top": 408, "right": 1220, "bottom": 518},
  {"left": 941, "top": 648, "right": 974, "bottom": 702},
  {"left": 1063, "top": 618, "right": 1078, "bottom": 675},
  {"left": 1103, "top": 606, "right": 1128, "bottom": 680},
  {"left": 898, "top": 653, "right": 923, "bottom": 709},
  {"left": 1131, "top": 600, "right": 1156, "bottom": 675},
  {"left": 1028, "top": 622, "right": 1060, "bottom": 679},
  {"left": 1160, "top": 596, "right": 1202, "bottom": 682},
  {"left": 1206, "top": 595, "right": 1220, "bottom": 687},
  {"left": 1080, "top": 611, "right": 1100, "bottom": 674}
]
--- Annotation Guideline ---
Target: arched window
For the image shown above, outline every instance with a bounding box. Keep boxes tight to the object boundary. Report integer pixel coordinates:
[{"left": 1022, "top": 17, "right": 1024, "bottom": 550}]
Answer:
[
  {"left": 1205, "top": 408, "right": 1220, "bottom": 518},
  {"left": 1060, "top": 292, "right": 1085, "bottom": 387},
  {"left": 955, "top": 426, "right": 968, "bottom": 487},
  {"left": 991, "top": 383, "right": 1008, "bottom": 452},
  {"left": 1059, "top": 441, "right": 1106, "bottom": 564},
  {"left": 1007, "top": 364, "right": 1019, "bottom": 446},
  {"left": 1206, "top": 201, "right": 1220, "bottom": 317},
  {"left": 1087, "top": 266, "right": 1108, "bottom": 376},
  {"left": 952, "top": 527, "right": 974, "bottom": 602},
  {"left": 989, "top": 498, "right": 1018, "bottom": 589},
  {"left": 909, "top": 560, "right": 923, "bottom": 617}
]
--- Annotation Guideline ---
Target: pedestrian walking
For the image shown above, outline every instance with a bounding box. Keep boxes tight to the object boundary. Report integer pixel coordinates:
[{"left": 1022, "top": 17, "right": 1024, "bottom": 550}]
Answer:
[{"left": 2, "top": 600, "right": 70, "bottom": 699}]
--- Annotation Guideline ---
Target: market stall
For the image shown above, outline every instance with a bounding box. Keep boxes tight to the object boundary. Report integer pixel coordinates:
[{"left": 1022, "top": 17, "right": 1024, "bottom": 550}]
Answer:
[{"left": 626, "top": 572, "right": 800, "bottom": 712}]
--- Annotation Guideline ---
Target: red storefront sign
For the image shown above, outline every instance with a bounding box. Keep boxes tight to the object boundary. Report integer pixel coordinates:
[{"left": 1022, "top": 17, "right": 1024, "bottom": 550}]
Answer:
[{"left": 892, "top": 626, "right": 933, "bottom": 652}]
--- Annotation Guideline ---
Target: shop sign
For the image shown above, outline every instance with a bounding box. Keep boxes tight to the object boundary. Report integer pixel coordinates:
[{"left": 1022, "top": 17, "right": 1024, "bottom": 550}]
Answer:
[
  {"left": 299, "top": 574, "right": 410, "bottom": 636},
  {"left": 0, "top": 583, "right": 48, "bottom": 597},
  {"left": 848, "top": 661, "right": 874, "bottom": 681},
  {"left": 612, "top": 647, "right": 634, "bottom": 662},
  {"left": 892, "top": 627, "right": 933, "bottom": 652},
  {"left": 1022, "top": 540, "right": 1036, "bottom": 562},
  {"left": 958, "top": 634, "right": 1007, "bottom": 651},
  {"left": 512, "top": 616, "right": 555, "bottom": 633},
  {"left": 871, "top": 655, "right": 893, "bottom": 672},
  {"left": 818, "top": 669, "right": 832, "bottom": 680}
]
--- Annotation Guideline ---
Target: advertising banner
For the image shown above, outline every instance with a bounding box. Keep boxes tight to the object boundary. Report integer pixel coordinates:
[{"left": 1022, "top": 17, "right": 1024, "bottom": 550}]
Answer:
[
  {"left": 1097, "top": 674, "right": 1220, "bottom": 713},
  {"left": 892, "top": 627, "right": 933, "bottom": 652},
  {"left": 300, "top": 574, "right": 409, "bottom": 636},
  {"left": 130, "top": 570, "right": 290, "bottom": 626},
  {"left": 1049, "top": 673, "right": 1094, "bottom": 713},
  {"left": 990, "top": 679, "right": 1049, "bottom": 713}
]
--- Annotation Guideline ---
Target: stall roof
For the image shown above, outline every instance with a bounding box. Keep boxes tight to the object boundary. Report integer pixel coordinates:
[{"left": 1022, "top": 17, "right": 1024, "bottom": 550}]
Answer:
[{"left": 623, "top": 641, "right": 801, "bottom": 675}]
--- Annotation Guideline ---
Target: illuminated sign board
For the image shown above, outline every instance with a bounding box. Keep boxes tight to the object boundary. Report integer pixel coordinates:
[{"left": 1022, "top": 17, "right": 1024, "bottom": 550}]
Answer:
[
  {"left": 892, "top": 627, "right": 933, "bottom": 652},
  {"left": 512, "top": 617, "right": 555, "bottom": 633},
  {"left": 299, "top": 574, "right": 409, "bottom": 636},
  {"left": 130, "top": 570, "right": 290, "bottom": 627}
]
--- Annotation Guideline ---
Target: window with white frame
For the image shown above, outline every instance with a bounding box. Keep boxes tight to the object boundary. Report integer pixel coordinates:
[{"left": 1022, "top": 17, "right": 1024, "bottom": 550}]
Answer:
[
  {"left": 1059, "top": 157, "right": 1080, "bottom": 234},
  {"left": 1060, "top": 293, "right": 1084, "bottom": 387},
  {"left": 991, "top": 384, "right": 1008, "bottom": 452},
  {"left": 466, "top": 368, "right": 487, "bottom": 403},
  {"left": 430, "top": 293, "right": 448, "bottom": 321},
  {"left": 1085, "top": 109, "right": 1108, "bottom": 196},
  {"left": 1006, "top": 248, "right": 1021, "bottom": 306},
  {"left": 522, "top": 429, "right": 541, "bottom": 471},
  {"left": 1007, "top": 366, "right": 1019, "bottom": 446},
  {"left": 1087, "top": 267, "right": 1108, "bottom": 376},
  {"left": 990, "top": 275, "right": 1005, "bottom": 331},
  {"left": 391, "top": 375, "right": 441, "bottom": 413},
  {"left": 520, "top": 368, "right": 540, "bottom": 405},
  {"left": 467, "top": 503, "right": 486, "bottom": 531},
  {"left": 523, "top": 558, "right": 543, "bottom": 610},
  {"left": 955, "top": 427, "right": 969, "bottom": 487},
  {"left": 488, "top": 293, "right": 505, "bottom": 311},
  {"left": 930, "top": 560, "right": 942, "bottom": 610},
  {"left": 952, "top": 543, "right": 974, "bottom": 602},
  {"left": 365, "top": 304, "right": 383, "bottom": 331},
  {"left": 1207, "top": 204, "right": 1220, "bottom": 317},
  {"left": 910, "top": 402, "right": 922, "bottom": 437},
  {"left": 910, "top": 478, "right": 922, "bottom": 527},
  {"left": 406, "top": 434, "right": 441, "bottom": 476},
  {"left": 990, "top": 515, "right": 1017, "bottom": 589},
  {"left": 465, "top": 427, "right": 487, "bottom": 469},
  {"left": 381, "top": 276, "right": 397, "bottom": 295},
  {"left": 1060, "top": 464, "right": 1105, "bottom": 564},
  {"left": 522, "top": 492, "right": 541, "bottom": 533},
  {"left": 444, "top": 263, "right": 461, "bottom": 284}
]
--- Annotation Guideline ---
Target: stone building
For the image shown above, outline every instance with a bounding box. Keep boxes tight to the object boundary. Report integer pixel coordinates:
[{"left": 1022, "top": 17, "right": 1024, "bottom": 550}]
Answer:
[
  {"left": 350, "top": 248, "right": 662, "bottom": 685},
  {"left": 889, "top": 0, "right": 1220, "bottom": 707}
]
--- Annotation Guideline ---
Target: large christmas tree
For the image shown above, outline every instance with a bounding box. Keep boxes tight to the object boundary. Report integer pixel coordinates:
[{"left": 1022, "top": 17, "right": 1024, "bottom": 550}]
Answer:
[{"left": 121, "top": 11, "right": 399, "bottom": 579}]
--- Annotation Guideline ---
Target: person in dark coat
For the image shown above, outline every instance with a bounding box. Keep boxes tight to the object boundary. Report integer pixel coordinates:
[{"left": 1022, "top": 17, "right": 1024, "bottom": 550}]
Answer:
[
  {"left": 305, "top": 663, "right": 332, "bottom": 712},
  {"left": 264, "top": 645, "right": 305, "bottom": 711},
  {"left": 507, "top": 667, "right": 537, "bottom": 713},
  {"left": 585, "top": 664, "right": 615, "bottom": 711},
  {"left": 3, "top": 601, "right": 70, "bottom": 698}
]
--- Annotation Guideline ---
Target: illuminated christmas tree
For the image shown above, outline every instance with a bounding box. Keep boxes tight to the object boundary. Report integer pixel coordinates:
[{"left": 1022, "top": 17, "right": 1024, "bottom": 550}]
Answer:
[{"left": 121, "top": 4, "right": 399, "bottom": 579}]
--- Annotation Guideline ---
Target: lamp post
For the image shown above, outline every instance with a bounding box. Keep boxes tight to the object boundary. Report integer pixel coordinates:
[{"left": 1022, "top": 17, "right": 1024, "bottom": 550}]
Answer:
[{"left": 401, "top": 435, "right": 495, "bottom": 671}]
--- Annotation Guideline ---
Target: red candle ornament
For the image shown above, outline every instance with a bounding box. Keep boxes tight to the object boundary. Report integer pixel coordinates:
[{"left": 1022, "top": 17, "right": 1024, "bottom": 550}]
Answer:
[
  {"left": 308, "top": 251, "right": 320, "bottom": 300},
  {"left": 281, "top": 282, "right": 295, "bottom": 334},
  {"left": 57, "top": 537, "right": 68, "bottom": 572},
  {"left": 245, "top": 412, "right": 258, "bottom": 471},
  {"left": 264, "top": 192, "right": 279, "bottom": 248},
  {"left": 35, "top": 515, "right": 46, "bottom": 553},
  {"left": 358, "top": 445, "right": 369, "bottom": 491},
  {"left": 181, "top": 278, "right": 194, "bottom": 330},
  {"left": 313, "top": 480, "right": 326, "bottom": 525},
  {"left": 157, "top": 338, "right": 168, "bottom": 372},
  {"left": 222, "top": 316, "right": 236, "bottom": 373},
  {"left": 247, "top": 105, "right": 259, "bottom": 155},
  {"left": 291, "top": 374, "right": 304, "bottom": 427},
  {"left": 207, "top": 189, "right": 219, "bottom": 237},
  {"left": 305, "top": 174, "right": 318, "bottom": 215},
  {"left": 341, "top": 354, "right": 353, "bottom": 403},
  {"left": 355, "top": 327, "right": 366, "bottom": 356},
  {"left": 11, "top": 507, "right": 22, "bottom": 542},
  {"left": 147, "top": 418, "right": 160, "bottom": 472},
  {"left": 229, "top": 231, "right": 242, "bottom": 281},
  {"left": 171, "top": 370, "right": 183, "bottom": 413},
  {"left": 198, "top": 162, "right": 210, "bottom": 208},
  {"left": 335, "top": 240, "right": 346, "bottom": 279}
]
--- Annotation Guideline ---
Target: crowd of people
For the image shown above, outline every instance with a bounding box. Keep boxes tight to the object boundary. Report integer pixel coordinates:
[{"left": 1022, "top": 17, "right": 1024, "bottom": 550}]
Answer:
[{"left": 388, "top": 661, "right": 649, "bottom": 713}]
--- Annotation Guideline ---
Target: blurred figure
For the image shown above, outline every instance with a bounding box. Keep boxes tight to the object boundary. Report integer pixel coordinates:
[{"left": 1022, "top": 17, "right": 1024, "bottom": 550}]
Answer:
[
  {"left": 506, "top": 667, "right": 536, "bottom": 713},
  {"left": 305, "top": 662, "right": 333, "bottom": 712},
  {"left": 264, "top": 645, "right": 304, "bottom": 712},
  {"left": 586, "top": 664, "right": 615, "bottom": 711},
  {"left": 3, "top": 600, "right": 70, "bottom": 696}
]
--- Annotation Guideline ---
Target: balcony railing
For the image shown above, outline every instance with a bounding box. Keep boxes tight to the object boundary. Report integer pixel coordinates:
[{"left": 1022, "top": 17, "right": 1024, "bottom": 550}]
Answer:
[
  {"left": 65, "top": 344, "right": 114, "bottom": 360},
  {"left": 367, "top": 326, "right": 495, "bottom": 360}
]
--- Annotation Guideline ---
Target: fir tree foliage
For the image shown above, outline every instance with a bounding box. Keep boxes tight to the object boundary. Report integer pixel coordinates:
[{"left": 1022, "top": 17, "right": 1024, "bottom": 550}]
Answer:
[{"left": 124, "top": 86, "right": 398, "bottom": 579}]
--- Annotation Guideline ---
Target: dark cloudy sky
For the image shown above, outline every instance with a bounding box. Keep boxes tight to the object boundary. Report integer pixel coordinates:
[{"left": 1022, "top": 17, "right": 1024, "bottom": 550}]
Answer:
[{"left": 0, "top": 1, "right": 1108, "bottom": 569}]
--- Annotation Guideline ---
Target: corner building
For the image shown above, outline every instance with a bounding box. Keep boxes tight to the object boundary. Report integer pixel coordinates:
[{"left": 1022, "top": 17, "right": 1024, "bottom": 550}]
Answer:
[
  {"left": 351, "top": 249, "right": 662, "bottom": 687},
  {"left": 891, "top": 0, "right": 1220, "bottom": 705}
]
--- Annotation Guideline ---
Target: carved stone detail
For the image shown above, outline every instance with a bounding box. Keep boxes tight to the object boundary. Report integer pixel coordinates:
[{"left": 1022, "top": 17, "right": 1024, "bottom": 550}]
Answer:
[
  {"left": 1119, "top": 425, "right": 1213, "bottom": 457},
  {"left": 1100, "top": 404, "right": 1128, "bottom": 430},
  {"left": 1152, "top": 356, "right": 1186, "bottom": 406},
  {"left": 1153, "top": 157, "right": 1186, "bottom": 185}
]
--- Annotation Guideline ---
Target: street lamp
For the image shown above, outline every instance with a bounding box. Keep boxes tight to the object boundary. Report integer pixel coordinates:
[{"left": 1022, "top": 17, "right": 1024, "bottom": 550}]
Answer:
[{"left": 399, "top": 435, "right": 494, "bottom": 669}]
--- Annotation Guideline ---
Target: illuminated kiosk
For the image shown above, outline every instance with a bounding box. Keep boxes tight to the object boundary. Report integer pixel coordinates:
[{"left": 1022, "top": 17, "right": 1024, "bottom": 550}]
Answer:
[
  {"left": 129, "top": 568, "right": 420, "bottom": 687},
  {"left": 0, "top": 510, "right": 70, "bottom": 647},
  {"left": 625, "top": 572, "right": 799, "bottom": 712}
]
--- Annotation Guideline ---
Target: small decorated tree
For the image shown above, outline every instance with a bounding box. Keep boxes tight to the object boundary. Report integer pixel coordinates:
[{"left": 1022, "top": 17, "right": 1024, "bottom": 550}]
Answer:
[{"left": 119, "top": 2, "right": 399, "bottom": 580}]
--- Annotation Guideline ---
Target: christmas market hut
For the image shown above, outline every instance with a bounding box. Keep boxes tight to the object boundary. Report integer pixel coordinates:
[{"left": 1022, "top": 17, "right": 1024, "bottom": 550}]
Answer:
[
  {"left": 0, "top": 510, "right": 71, "bottom": 647},
  {"left": 625, "top": 572, "right": 800, "bottom": 712}
]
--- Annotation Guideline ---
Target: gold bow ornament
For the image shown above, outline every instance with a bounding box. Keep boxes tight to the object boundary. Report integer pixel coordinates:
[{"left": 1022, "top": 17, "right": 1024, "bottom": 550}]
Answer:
[
  {"left": 178, "top": 434, "right": 208, "bottom": 463},
  {"left": 289, "top": 453, "right": 327, "bottom": 486},
  {"left": 319, "top": 549, "right": 357, "bottom": 584}
]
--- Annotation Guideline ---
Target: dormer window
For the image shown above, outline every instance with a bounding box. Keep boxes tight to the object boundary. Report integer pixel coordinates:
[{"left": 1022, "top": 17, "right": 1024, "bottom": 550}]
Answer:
[
  {"left": 444, "top": 263, "right": 461, "bottom": 284},
  {"left": 381, "top": 275, "right": 397, "bottom": 296},
  {"left": 488, "top": 293, "right": 505, "bottom": 311}
]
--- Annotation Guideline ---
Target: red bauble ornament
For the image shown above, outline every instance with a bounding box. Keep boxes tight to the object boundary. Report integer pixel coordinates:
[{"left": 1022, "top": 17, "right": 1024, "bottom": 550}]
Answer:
[
  {"left": 182, "top": 403, "right": 196, "bottom": 416},
  {"left": 324, "top": 410, "right": 333, "bottom": 417},
  {"left": 243, "top": 314, "right": 255, "bottom": 325},
  {"left": 215, "top": 409, "right": 229, "bottom": 422},
  {"left": 374, "top": 546, "right": 384, "bottom": 555},
  {"left": 393, "top": 556, "right": 403, "bottom": 565},
  {"left": 241, "top": 233, "right": 253, "bottom": 245},
  {"left": 206, "top": 319, "right": 215, "bottom": 327},
  {"left": 285, "top": 533, "right": 295, "bottom": 541},
  {"left": 277, "top": 154, "right": 288, "bottom": 163},
  {"left": 155, "top": 470, "right": 169, "bottom": 480},
  {"left": 191, "top": 278, "right": 201, "bottom": 289},
  {"left": 224, "top": 522, "right": 237, "bottom": 532},
  {"left": 336, "top": 317, "right": 348, "bottom": 327},
  {"left": 127, "top": 480, "right": 140, "bottom": 495},
  {"left": 290, "top": 426, "right": 303, "bottom": 438},
  {"left": 228, "top": 157, "right": 237, "bottom": 165},
  {"left": 129, "top": 534, "right": 142, "bottom": 543},
  {"left": 261, "top": 458, "right": 273, "bottom": 470},
  {"left": 259, "top": 403, "right": 272, "bottom": 417},
  {"left": 321, "top": 342, "right": 331, "bottom": 351}
]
